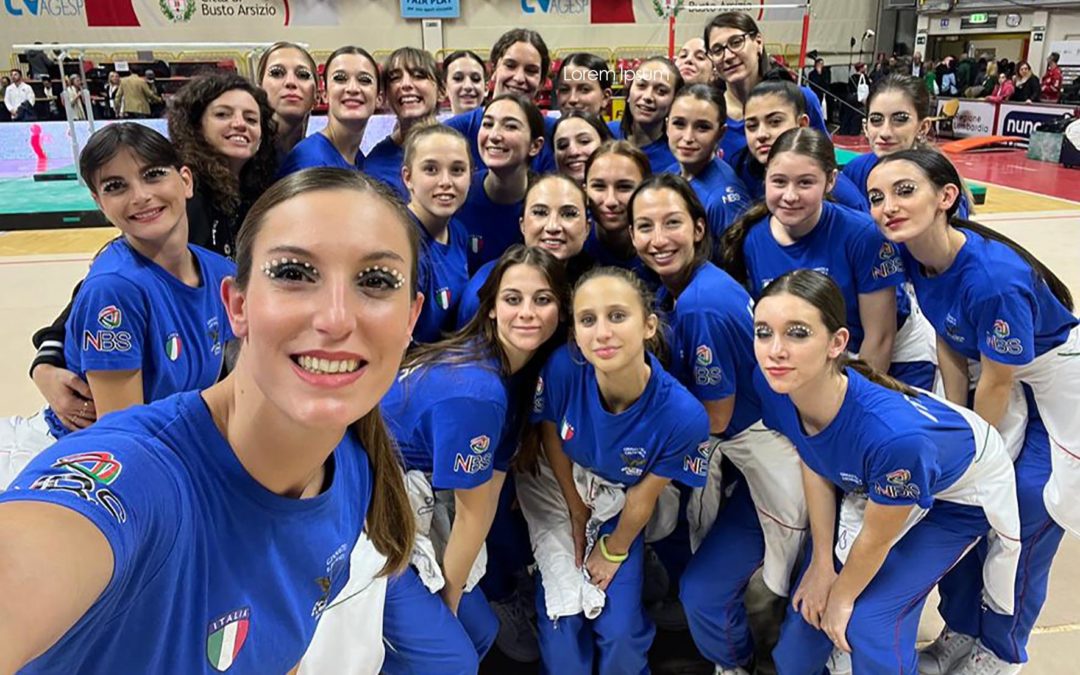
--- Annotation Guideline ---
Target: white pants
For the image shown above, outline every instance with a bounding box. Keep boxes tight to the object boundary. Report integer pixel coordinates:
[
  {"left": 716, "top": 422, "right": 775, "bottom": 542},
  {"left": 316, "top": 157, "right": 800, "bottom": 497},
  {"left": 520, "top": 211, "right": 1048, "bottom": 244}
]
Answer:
[
  {"left": 299, "top": 533, "right": 388, "bottom": 675},
  {"left": 404, "top": 470, "right": 487, "bottom": 594},
  {"left": 687, "top": 422, "right": 808, "bottom": 597},
  {"left": 893, "top": 289, "right": 939, "bottom": 367},
  {"left": 0, "top": 409, "right": 57, "bottom": 490}
]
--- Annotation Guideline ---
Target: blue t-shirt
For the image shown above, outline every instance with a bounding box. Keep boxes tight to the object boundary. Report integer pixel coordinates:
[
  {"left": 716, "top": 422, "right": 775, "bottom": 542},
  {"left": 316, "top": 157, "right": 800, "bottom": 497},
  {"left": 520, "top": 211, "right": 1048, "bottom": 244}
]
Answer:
[
  {"left": 755, "top": 368, "right": 974, "bottom": 508},
  {"left": 687, "top": 157, "right": 750, "bottom": 240},
  {"left": 902, "top": 230, "right": 1077, "bottom": 365},
  {"left": 608, "top": 120, "right": 678, "bottom": 173},
  {"left": 47, "top": 240, "right": 235, "bottom": 438},
  {"left": 455, "top": 260, "right": 494, "bottom": 330},
  {"left": 457, "top": 169, "right": 525, "bottom": 274},
  {"left": 412, "top": 212, "right": 470, "bottom": 344},
  {"left": 742, "top": 201, "right": 907, "bottom": 354},
  {"left": 363, "top": 136, "right": 408, "bottom": 202},
  {"left": 278, "top": 132, "right": 363, "bottom": 178},
  {"left": 658, "top": 262, "right": 761, "bottom": 438},
  {"left": 533, "top": 345, "right": 710, "bottom": 487},
  {"left": 583, "top": 225, "right": 653, "bottom": 285},
  {"left": 382, "top": 354, "right": 516, "bottom": 488},
  {"left": 720, "top": 85, "right": 827, "bottom": 165},
  {"left": 3, "top": 391, "right": 369, "bottom": 674},
  {"left": 841, "top": 151, "right": 971, "bottom": 218},
  {"left": 731, "top": 146, "right": 865, "bottom": 212},
  {"left": 445, "top": 106, "right": 557, "bottom": 174}
]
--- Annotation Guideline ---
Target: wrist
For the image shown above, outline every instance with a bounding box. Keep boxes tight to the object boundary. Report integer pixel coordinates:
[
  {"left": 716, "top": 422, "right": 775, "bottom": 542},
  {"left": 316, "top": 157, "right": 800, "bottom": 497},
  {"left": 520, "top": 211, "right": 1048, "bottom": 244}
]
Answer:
[{"left": 598, "top": 534, "right": 628, "bottom": 562}]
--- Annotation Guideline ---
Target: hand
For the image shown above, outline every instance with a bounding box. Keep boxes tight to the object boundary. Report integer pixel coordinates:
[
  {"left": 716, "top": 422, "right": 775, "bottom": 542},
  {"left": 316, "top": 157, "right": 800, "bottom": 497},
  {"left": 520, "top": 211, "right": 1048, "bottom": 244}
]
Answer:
[
  {"left": 822, "top": 592, "right": 855, "bottom": 653},
  {"left": 570, "top": 504, "right": 589, "bottom": 568},
  {"left": 791, "top": 558, "right": 838, "bottom": 630},
  {"left": 585, "top": 544, "right": 622, "bottom": 592},
  {"left": 32, "top": 364, "right": 95, "bottom": 431}
]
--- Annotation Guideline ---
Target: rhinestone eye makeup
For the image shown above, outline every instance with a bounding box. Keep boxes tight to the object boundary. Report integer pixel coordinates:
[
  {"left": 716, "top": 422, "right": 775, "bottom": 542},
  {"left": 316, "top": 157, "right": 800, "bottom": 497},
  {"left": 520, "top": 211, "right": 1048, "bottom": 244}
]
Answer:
[
  {"left": 359, "top": 265, "right": 406, "bottom": 290},
  {"left": 261, "top": 258, "right": 318, "bottom": 279}
]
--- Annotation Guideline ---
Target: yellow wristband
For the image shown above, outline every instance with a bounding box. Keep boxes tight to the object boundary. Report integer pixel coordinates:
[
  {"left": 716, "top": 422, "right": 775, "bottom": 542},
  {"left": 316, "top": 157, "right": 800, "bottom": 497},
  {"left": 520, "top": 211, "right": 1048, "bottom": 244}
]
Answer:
[{"left": 598, "top": 534, "right": 628, "bottom": 563}]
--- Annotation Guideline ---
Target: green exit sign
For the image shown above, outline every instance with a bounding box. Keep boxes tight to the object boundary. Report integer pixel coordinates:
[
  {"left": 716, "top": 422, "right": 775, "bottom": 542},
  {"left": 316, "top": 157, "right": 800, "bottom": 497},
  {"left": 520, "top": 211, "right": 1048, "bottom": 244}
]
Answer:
[{"left": 969, "top": 12, "right": 989, "bottom": 24}]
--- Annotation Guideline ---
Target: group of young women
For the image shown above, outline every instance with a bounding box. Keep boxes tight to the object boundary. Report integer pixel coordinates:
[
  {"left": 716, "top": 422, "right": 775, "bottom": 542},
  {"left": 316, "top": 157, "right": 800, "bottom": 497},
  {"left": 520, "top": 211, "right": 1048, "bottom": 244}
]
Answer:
[{"left": 0, "top": 11, "right": 1074, "bottom": 675}]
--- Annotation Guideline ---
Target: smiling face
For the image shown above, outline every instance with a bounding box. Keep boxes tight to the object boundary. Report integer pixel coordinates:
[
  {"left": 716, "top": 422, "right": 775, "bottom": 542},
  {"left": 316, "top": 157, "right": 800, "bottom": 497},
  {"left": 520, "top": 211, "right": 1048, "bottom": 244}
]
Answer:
[
  {"left": 90, "top": 149, "right": 193, "bottom": 246},
  {"left": 479, "top": 98, "right": 541, "bottom": 170},
  {"left": 587, "top": 153, "right": 645, "bottom": 234},
  {"left": 630, "top": 186, "right": 705, "bottom": 281},
  {"left": 385, "top": 59, "right": 439, "bottom": 122},
  {"left": 554, "top": 117, "right": 603, "bottom": 182},
  {"left": 557, "top": 63, "right": 610, "bottom": 116},
  {"left": 864, "top": 89, "right": 929, "bottom": 157},
  {"left": 225, "top": 188, "right": 421, "bottom": 430},
  {"left": 520, "top": 177, "right": 589, "bottom": 260},
  {"left": 675, "top": 38, "right": 712, "bottom": 85},
  {"left": 667, "top": 95, "right": 725, "bottom": 172},
  {"left": 492, "top": 41, "right": 544, "bottom": 98},
  {"left": 489, "top": 262, "right": 561, "bottom": 364},
  {"left": 200, "top": 89, "right": 263, "bottom": 174},
  {"left": 446, "top": 56, "right": 486, "bottom": 114},
  {"left": 866, "top": 159, "right": 958, "bottom": 244},
  {"left": 753, "top": 291, "right": 847, "bottom": 395},
  {"left": 627, "top": 62, "right": 677, "bottom": 128},
  {"left": 765, "top": 151, "right": 833, "bottom": 232},
  {"left": 573, "top": 274, "right": 657, "bottom": 373},
  {"left": 707, "top": 25, "right": 763, "bottom": 86},
  {"left": 325, "top": 53, "right": 380, "bottom": 125},
  {"left": 403, "top": 132, "right": 471, "bottom": 222},
  {"left": 744, "top": 93, "right": 808, "bottom": 164},
  {"left": 260, "top": 47, "right": 318, "bottom": 122}
]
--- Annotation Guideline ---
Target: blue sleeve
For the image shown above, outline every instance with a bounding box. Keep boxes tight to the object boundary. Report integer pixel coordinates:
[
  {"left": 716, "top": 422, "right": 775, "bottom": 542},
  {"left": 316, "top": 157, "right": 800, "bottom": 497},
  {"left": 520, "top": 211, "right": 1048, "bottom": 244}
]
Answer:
[
  {"left": 0, "top": 431, "right": 180, "bottom": 602},
  {"left": 867, "top": 436, "right": 938, "bottom": 509},
  {"left": 426, "top": 398, "right": 505, "bottom": 490},
  {"left": 679, "top": 311, "right": 738, "bottom": 402},
  {"left": 831, "top": 173, "right": 869, "bottom": 212},
  {"left": 974, "top": 290, "right": 1037, "bottom": 366},
  {"left": 454, "top": 267, "right": 486, "bottom": 330},
  {"left": 847, "top": 216, "right": 904, "bottom": 294},
  {"left": 69, "top": 274, "right": 148, "bottom": 373},
  {"left": 444, "top": 109, "right": 475, "bottom": 136},
  {"left": 650, "top": 404, "right": 710, "bottom": 488},
  {"left": 802, "top": 86, "right": 829, "bottom": 136},
  {"left": 277, "top": 142, "right": 316, "bottom": 178}
]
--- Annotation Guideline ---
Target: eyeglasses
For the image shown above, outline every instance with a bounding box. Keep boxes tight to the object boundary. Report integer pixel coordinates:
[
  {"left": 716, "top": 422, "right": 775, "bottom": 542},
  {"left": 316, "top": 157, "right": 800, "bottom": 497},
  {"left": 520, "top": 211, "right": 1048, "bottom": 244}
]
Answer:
[{"left": 708, "top": 32, "right": 756, "bottom": 59}]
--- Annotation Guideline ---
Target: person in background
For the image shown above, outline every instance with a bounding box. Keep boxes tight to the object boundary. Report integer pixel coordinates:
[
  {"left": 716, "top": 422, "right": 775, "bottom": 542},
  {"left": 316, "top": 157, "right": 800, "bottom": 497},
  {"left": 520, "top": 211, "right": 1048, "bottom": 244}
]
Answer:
[
  {"left": 987, "top": 71, "right": 1016, "bottom": 104},
  {"left": 145, "top": 70, "right": 167, "bottom": 117},
  {"left": 923, "top": 60, "right": 939, "bottom": 96},
  {"left": 910, "top": 52, "right": 925, "bottom": 78},
  {"left": 104, "top": 71, "right": 121, "bottom": 119},
  {"left": 675, "top": 37, "right": 714, "bottom": 86},
  {"left": 443, "top": 50, "right": 488, "bottom": 115},
  {"left": 64, "top": 74, "right": 87, "bottom": 121},
  {"left": 938, "top": 57, "right": 958, "bottom": 96},
  {"left": 0, "top": 76, "right": 11, "bottom": 121},
  {"left": 5, "top": 69, "right": 36, "bottom": 121},
  {"left": 1040, "top": 52, "right": 1063, "bottom": 104},
  {"left": 870, "top": 53, "right": 890, "bottom": 84},
  {"left": 1011, "top": 61, "right": 1040, "bottom": 103},
  {"left": 116, "top": 70, "right": 163, "bottom": 119},
  {"left": 807, "top": 58, "right": 830, "bottom": 106},
  {"left": 25, "top": 42, "right": 54, "bottom": 80},
  {"left": 39, "top": 75, "right": 61, "bottom": 120},
  {"left": 966, "top": 61, "right": 997, "bottom": 99}
]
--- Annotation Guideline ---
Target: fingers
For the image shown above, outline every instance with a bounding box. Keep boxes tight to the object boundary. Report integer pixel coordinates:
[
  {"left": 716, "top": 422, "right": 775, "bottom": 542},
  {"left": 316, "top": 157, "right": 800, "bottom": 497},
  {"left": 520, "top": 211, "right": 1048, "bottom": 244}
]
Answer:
[
  {"left": 63, "top": 372, "right": 93, "bottom": 400},
  {"left": 837, "top": 628, "right": 852, "bottom": 654}
]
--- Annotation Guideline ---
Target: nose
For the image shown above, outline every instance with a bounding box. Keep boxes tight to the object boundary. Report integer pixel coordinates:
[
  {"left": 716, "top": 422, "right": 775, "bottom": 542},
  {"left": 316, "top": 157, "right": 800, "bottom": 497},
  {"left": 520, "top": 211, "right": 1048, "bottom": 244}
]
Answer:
[
  {"left": 767, "top": 335, "right": 786, "bottom": 359},
  {"left": 595, "top": 317, "right": 614, "bottom": 340},
  {"left": 782, "top": 184, "right": 798, "bottom": 203},
  {"left": 312, "top": 278, "right": 353, "bottom": 340},
  {"left": 649, "top": 226, "right": 669, "bottom": 249},
  {"left": 129, "top": 178, "right": 153, "bottom": 205}
]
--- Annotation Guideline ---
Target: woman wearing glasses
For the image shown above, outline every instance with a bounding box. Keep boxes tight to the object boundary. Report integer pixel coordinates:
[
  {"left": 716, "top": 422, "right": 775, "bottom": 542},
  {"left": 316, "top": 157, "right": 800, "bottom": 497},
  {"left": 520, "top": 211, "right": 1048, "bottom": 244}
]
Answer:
[{"left": 704, "top": 12, "right": 829, "bottom": 166}]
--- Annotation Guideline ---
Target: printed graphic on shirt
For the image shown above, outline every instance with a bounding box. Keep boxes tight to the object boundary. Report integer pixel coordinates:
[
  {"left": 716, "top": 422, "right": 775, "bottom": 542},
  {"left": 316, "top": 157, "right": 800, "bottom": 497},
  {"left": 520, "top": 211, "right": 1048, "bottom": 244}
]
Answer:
[
  {"left": 311, "top": 542, "right": 349, "bottom": 619},
  {"left": 28, "top": 451, "right": 128, "bottom": 523},
  {"left": 945, "top": 313, "right": 965, "bottom": 343},
  {"left": 874, "top": 468, "right": 921, "bottom": 500},
  {"left": 469, "top": 235, "right": 483, "bottom": 254},
  {"left": 871, "top": 242, "right": 904, "bottom": 280},
  {"left": 722, "top": 185, "right": 742, "bottom": 205},
  {"left": 986, "top": 319, "right": 1023, "bottom": 356},
  {"left": 560, "top": 418, "right": 575, "bottom": 442},
  {"left": 207, "top": 317, "right": 223, "bottom": 356},
  {"left": 436, "top": 287, "right": 452, "bottom": 310},
  {"left": 206, "top": 607, "right": 251, "bottom": 672},
  {"left": 83, "top": 327, "right": 133, "bottom": 353},
  {"left": 97, "top": 305, "right": 122, "bottom": 329},
  {"left": 165, "top": 333, "right": 182, "bottom": 362},
  {"left": 839, "top": 472, "right": 865, "bottom": 491},
  {"left": 533, "top": 377, "right": 545, "bottom": 413},
  {"left": 683, "top": 440, "right": 712, "bottom": 477},
  {"left": 694, "top": 344, "right": 723, "bottom": 386},
  {"left": 621, "top": 446, "right": 647, "bottom": 477},
  {"left": 470, "top": 435, "right": 491, "bottom": 454}
]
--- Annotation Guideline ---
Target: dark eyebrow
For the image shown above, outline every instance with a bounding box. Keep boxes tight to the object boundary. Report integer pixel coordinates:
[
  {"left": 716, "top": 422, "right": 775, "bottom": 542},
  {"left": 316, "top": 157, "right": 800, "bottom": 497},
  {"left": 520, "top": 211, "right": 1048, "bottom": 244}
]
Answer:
[{"left": 266, "top": 245, "right": 406, "bottom": 265}]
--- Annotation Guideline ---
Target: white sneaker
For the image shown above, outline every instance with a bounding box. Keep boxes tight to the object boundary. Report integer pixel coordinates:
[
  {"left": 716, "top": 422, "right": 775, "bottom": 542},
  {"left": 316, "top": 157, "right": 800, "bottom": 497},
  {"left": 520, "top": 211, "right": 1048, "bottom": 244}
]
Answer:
[
  {"left": 919, "top": 627, "right": 976, "bottom": 675},
  {"left": 953, "top": 642, "right": 1022, "bottom": 675},
  {"left": 828, "top": 647, "right": 853, "bottom": 675},
  {"left": 490, "top": 590, "right": 539, "bottom": 663},
  {"left": 715, "top": 666, "right": 750, "bottom": 675}
]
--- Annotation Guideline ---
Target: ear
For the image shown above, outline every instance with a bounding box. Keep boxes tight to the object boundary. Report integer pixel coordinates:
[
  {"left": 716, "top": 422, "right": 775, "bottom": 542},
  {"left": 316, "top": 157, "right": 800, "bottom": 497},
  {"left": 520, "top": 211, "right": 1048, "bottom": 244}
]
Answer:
[
  {"left": 828, "top": 327, "right": 850, "bottom": 359},
  {"left": 939, "top": 183, "right": 960, "bottom": 213},
  {"left": 602, "top": 88, "right": 613, "bottom": 109},
  {"left": 519, "top": 214, "right": 526, "bottom": 235},
  {"left": 797, "top": 114, "right": 810, "bottom": 128},
  {"left": 221, "top": 277, "right": 249, "bottom": 340},
  {"left": 401, "top": 164, "right": 413, "bottom": 195},
  {"left": 528, "top": 135, "right": 545, "bottom": 159},
  {"left": 643, "top": 312, "right": 659, "bottom": 341},
  {"left": 825, "top": 168, "right": 837, "bottom": 193},
  {"left": 917, "top": 117, "right": 932, "bottom": 142},
  {"left": 693, "top": 217, "right": 707, "bottom": 243},
  {"left": 406, "top": 291, "right": 424, "bottom": 344},
  {"left": 179, "top": 165, "right": 194, "bottom": 199}
]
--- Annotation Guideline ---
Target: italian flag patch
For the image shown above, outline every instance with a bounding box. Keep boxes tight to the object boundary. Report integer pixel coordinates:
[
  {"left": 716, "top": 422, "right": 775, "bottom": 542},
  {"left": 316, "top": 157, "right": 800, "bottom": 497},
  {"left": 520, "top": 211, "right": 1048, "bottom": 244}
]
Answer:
[
  {"left": 165, "top": 333, "right": 182, "bottom": 362},
  {"left": 206, "top": 607, "right": 250, "bottom": 671}
]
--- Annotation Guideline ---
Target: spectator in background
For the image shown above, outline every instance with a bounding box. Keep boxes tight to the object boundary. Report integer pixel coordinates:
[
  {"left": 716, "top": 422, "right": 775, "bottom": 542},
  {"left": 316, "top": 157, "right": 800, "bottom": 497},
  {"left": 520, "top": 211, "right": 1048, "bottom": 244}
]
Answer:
[
  {"left": 39, "top": 75, "right": 61, "bottom": 120},
  {"left": 0, "top": 76, "right": 10, "bottom": 122},
  {"left": 910, "top": 52, "right": 925, "bottom": 78},
  {"left": 145, "top": 70, "right": 167, "bottom": 117},
  {"left": 987, "top": 71, "right": 1015, "bottom": 103},
  {"left": 870, "top": 53, "right": 890, "bottom": 83},
  {"left": 1011, "top": 60, "right": 1040, "bottom": 102},
  {"left": 25, "top": 42, "right": 54, "bottom": 80},
  {"left": 115, "top": 69, "right": 163, "bottom": 119},
  {"left": 1041, "top": 52, "right": 1063, "bottom": 103},
  {"left": 4, "top": 69, "right": 36, "bottom": 121},
  {"left": 807, "top": 57, "right": 830, "bottom": 105},
  {"left": 955, "top": 56, "right": 974, "bottom": 93},
  {"left": 966, "top": 60, "right": 997, "bottom": 98},
  {"left": 65, "top": 74, "right": 87, "bottom": 121},
  {"left": 101, "top": 70, "right": 121, "bottom": 119}
]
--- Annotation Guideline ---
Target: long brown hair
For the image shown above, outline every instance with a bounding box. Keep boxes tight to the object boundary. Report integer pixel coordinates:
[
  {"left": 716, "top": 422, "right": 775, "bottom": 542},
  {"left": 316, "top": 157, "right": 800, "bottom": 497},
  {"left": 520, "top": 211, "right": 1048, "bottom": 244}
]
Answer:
[
  {"left": 235, "top": 168, "right": 418, "bottom": 576},
  {"left": 167, "top": 72, "right": 278, "bottom": 218},
  {"left": 760, "top": 269, "right": 918, "bottom": 395}
]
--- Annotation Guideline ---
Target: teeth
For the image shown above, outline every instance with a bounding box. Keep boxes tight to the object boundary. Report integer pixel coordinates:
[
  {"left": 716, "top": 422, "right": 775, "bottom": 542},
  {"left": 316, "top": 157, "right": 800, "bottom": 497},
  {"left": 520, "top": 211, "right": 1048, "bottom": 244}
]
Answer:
[{"left": 297, "top": 355, "right": 360, "bottom": 375}]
